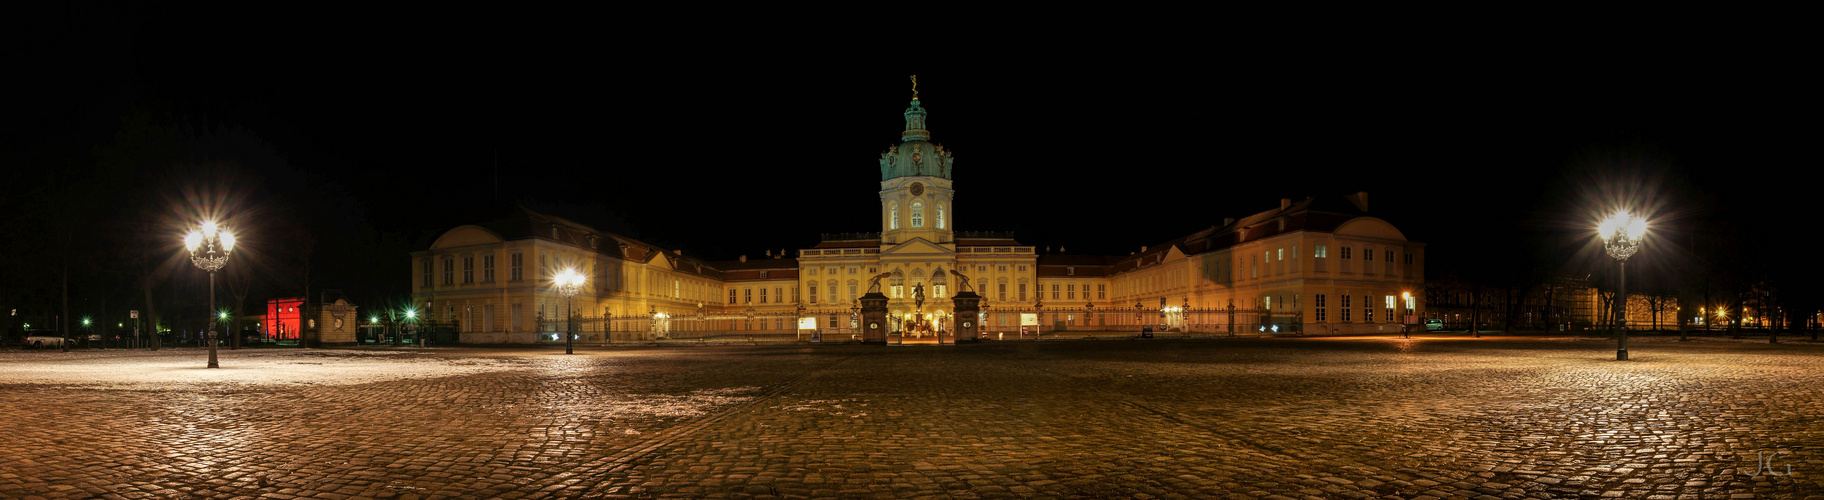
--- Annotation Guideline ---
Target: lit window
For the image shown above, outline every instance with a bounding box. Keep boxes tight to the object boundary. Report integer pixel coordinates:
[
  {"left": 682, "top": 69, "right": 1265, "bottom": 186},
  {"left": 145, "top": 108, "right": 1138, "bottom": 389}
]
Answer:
[
  {"left": 1315, "top": 246, "right": 1327, "bottom": 258},
  {"left": 1277, "top": 248, "right": 1283, "bottom": 261},
  {"left": 911, "top": 202, "right": 924, "bottom": 228},
  {"left": 890, "top": 202, "right": 899, "bottom": 230},
  {"left": 937, "top": 204, "right": 945, "bottom": 229}
]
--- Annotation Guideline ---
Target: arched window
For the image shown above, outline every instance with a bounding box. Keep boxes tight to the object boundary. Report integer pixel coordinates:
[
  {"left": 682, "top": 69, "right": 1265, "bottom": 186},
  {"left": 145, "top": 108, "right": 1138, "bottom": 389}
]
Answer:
[
  {"left": 937, "top": 203, "right": 945, "bottom": 229},
  {"left": 889, "top": 202, "right": 899, "bottom": 230},
  {"left": 931, "top": 267, "right": 948, "bottom": 298},
  {"left": 889, "top": 270, "right": 905, "bottom": 298},
  {"left": 911, "top": 201, "right": 924, "bottom": 228}
]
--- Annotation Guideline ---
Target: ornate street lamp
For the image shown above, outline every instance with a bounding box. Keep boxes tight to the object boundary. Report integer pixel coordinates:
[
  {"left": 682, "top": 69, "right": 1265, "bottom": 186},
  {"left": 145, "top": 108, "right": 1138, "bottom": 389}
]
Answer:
[
  {"left": 796, "top": 302, "right": 808, "bottom": 341},
  {"left": 1599, "top": 209, "right": 1647, "bottom": 361},
  {"left": 184, "top": 220, "right": 234, "bottom": 368},
  {"left": 554, "top": 268, "right": 586, "bottom": 354},
  {"left": 746, "top": 306, "right": 757, "bottom": 342}
]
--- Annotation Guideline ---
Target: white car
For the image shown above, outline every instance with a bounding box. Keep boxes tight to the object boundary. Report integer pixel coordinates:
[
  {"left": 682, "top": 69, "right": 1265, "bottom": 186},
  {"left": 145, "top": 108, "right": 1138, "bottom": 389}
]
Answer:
[{"left": 24, "top": 332, "right": 71, "bottom": 349}]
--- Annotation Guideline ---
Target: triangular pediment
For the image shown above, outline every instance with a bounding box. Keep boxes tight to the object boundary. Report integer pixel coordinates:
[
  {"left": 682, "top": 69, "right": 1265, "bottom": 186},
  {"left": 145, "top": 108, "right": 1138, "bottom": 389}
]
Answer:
[{"left": 880, "top": 238, "right": 955, "bottom": 257}]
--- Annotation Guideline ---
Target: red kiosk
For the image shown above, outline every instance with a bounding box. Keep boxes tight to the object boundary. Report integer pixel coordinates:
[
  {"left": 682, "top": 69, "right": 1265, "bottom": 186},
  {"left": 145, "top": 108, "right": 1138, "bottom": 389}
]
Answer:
[{"left": 266, "top": 297, "right": 305, "bottom": 343}]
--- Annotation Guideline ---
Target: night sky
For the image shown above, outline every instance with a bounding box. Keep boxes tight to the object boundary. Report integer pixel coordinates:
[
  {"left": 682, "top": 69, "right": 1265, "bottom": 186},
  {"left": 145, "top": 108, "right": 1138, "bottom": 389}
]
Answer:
[{"left": 6, "top": 6, "right": 1812, "bottom": 319}]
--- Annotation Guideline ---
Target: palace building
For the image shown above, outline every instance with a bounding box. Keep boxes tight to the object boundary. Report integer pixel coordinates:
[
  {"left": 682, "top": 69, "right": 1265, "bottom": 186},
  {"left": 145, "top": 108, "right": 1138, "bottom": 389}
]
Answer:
[{"left": 412, "top": 91, "right": 1426, "bottom": 343}]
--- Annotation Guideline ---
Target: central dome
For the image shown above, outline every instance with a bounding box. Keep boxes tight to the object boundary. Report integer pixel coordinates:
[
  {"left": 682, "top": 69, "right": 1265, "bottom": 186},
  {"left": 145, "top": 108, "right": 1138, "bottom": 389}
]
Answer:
[{"left": 879, "top": 99, "right": 955, "bottom": 180}]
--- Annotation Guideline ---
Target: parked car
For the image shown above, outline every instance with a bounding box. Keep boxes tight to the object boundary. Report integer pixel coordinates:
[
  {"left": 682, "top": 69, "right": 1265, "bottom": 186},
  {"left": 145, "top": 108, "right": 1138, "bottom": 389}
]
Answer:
[
  {"left": 24, "top": 332, "right": 70, "bottom": 349},
  {"left": 1424, "top": 319, "right": 1444, "bottom": 332}
]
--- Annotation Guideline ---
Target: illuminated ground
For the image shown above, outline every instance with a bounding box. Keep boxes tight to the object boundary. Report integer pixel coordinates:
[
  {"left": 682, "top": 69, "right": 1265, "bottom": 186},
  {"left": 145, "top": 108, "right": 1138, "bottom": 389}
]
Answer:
[{"left": 2, "top": 336, "right": 1820, "bottom": 499}]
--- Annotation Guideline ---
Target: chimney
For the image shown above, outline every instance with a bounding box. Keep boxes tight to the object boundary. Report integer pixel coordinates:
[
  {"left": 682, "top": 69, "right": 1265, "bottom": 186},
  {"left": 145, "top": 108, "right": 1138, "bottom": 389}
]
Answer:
[
  {"left": 1223, "top": 218, "right": 1235, "bottom": 226},
  {"left": 1280, "top": 198, "right": 1291, "bottom": 211},
  {"left": 1346, "top": 191, "right": 1369, "bottom": 212},
  {"left": 674, "top": 249, "right": 682, "bottom": 256},
  {"left": 1141, "top": 246, "right": 1148, "bottom": 252},
  {"left": 739, "top": 255, "right": 747, "bottom": 263}
]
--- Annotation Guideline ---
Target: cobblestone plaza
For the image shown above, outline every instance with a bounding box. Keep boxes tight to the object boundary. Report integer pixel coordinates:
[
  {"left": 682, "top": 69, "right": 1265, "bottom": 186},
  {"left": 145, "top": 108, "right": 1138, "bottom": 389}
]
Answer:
[{"left": 3, "top": 337, "right": 1821, "bottom": 499}]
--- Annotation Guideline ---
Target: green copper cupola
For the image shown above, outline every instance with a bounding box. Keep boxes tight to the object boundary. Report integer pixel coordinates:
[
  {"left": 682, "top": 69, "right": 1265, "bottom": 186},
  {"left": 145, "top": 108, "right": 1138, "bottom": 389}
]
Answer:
[
  {"left": 879, "top": 79, "right": 954, "bottom": 181},
  {"left": 901, "top": 99, "right": 930, "bottom": 141}
]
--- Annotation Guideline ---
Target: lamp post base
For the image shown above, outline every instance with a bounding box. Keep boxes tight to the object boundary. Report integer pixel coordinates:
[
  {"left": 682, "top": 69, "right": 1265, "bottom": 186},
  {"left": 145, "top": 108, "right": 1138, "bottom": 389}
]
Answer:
[
  {"left": 207, "top": 330, "right": 220, "bottom": 368},
  {"left": 1616, "top": 349, "right": 1628, "bottom": 361}
]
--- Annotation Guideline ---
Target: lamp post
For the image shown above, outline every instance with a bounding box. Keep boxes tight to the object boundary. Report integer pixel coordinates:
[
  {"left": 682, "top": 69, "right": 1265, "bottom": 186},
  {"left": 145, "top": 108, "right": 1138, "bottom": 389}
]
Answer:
[
  {"left": 554, "top": 268, "right": 586, "bottom": 354},
  {"left": 1033, "top": 298, "right": 1044, "bottom": 340},
  {"left": 184, "top": 220, "right": 235, "bottom": 369},
  {"left": 745, "top": 306, "right": 756, "bottom": 343},
  {"left": 796, "top": 302, "right": 808, "bottom": 341},
  {"left": 1599, "top": 209, "right": 1647, "bottom": 361}
]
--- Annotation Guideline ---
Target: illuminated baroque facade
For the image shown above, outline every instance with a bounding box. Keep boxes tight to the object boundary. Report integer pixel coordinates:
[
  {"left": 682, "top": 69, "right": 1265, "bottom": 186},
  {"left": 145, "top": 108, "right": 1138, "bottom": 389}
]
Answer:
[{"left": 413, "top": 94, "right": 1426, "bottom": 343}]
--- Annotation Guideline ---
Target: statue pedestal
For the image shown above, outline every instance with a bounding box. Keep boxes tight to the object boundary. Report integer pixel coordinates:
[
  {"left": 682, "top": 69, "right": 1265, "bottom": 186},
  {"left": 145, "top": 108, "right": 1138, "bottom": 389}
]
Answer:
[
  {"left": 952, "top": 292, "right": 981, "bottom": 343},
  {"left": 860, "top": 292, "right": 889, "bottom": 345}
]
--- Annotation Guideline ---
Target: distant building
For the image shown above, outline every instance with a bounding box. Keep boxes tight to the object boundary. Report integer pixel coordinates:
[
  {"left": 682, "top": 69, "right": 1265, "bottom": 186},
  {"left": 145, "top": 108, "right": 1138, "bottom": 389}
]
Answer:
[{"left": 414, "top": 93, "right": 1427, "bottom": 343}]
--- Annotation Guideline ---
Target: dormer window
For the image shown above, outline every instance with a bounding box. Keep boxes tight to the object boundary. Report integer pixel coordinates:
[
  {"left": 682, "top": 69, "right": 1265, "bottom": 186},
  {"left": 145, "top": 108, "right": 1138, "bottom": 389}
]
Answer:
[{"left": 1067, "top": 267, "right": 1075, "bottom": 275}]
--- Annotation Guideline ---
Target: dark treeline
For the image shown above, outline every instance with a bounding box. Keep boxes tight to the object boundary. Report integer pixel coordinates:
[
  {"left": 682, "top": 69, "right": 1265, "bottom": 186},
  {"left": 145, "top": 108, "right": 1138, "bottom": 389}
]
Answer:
[
  {"left": 1, "top": 103, "right": 417, "bottom": 343},
  {"left": 1422, "top": 139, "right": 1820, "bottom": 338}
]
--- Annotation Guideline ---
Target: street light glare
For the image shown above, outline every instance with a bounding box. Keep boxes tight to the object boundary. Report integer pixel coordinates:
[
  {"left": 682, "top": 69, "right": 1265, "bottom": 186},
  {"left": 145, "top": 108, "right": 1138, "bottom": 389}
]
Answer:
[
  {"left": 202, "top": 220, "right": 218, "bottom": 238},
  {"left": 184, "top": 231, "right": 202, "bottom": 252},
  {"left": 1599, "top": 209, "right": 1648, "bottom": 243},
  {"left": 221, "top": 230, "right": 235, "bottom": 252}
]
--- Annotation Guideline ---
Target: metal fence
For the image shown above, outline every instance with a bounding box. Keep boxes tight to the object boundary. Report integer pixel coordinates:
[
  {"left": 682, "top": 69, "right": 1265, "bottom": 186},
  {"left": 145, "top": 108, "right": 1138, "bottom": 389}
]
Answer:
[{"left": 520, "top": 307, "right": 1305, "bottom": 343}]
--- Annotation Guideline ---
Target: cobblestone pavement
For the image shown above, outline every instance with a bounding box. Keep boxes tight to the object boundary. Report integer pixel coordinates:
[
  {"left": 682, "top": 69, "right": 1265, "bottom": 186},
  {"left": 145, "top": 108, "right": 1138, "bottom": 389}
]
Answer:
[{"left": 3, "top": 336, "right": 1822, "bottom": 499}]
